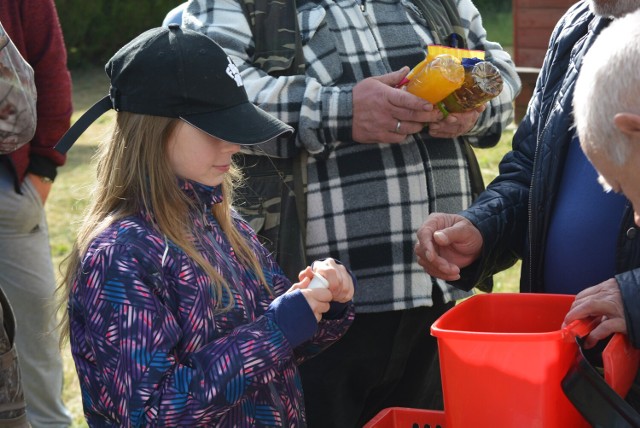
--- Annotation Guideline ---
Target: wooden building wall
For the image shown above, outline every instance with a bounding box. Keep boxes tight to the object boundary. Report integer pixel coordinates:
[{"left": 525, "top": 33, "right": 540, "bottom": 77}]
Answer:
[{"left": 512, "top": 0, "right": 577, "bottom": 122}]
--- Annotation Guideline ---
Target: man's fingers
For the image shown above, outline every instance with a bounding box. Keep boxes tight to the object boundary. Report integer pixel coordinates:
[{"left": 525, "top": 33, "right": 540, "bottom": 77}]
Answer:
[
  {"left": 433, "top": 230, "right": 450, "bottom": 246},
  {"left": 584, "top": 318, "right": 627, "bottom": 348},
  {"left": 374, "top": 66, "right": 410, "bottom": 87},
  {"left": 388, "top": 89, "right": 434, "bottom": 112},
  {"left": 565, "top": 299, "right": 611, "bottom": 324},
  {"left": 573, "top": 284, "right": 603, "bottom": 301},
  {"left": 415, "top": 245, "right": 461, "bottom": 280},
  {"left": 435, "top": 221, "right": 471, "bottom": 246}
]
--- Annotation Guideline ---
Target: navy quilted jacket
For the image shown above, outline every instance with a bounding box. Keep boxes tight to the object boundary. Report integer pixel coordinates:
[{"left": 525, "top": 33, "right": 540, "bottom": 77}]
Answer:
[{"left": 455, "top": 1, "right": 640, "bottom": 349}]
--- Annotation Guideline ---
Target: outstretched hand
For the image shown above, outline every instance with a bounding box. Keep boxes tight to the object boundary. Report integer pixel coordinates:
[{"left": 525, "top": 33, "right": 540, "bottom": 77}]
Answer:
[{"left": 414, "top": 213, "right": 483, "bottom": 281}]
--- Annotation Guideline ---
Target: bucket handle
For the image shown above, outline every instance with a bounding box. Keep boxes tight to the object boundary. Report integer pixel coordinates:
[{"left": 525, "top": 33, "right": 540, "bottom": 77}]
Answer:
[
  {"left": 561, "top": 317, "right": 599, "bottom": 343},
  {"left": 562, "top": 318, "right": 640, "bottom": 398}
]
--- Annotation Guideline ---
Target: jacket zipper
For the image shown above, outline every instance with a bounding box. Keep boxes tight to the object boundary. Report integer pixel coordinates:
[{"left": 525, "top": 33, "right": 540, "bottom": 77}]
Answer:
[
  {"left": 529, "top": 24, "right": 597, "bottom": 290},
  {"left": 528, "top": 83, "right": 562, "bottom": 291}
]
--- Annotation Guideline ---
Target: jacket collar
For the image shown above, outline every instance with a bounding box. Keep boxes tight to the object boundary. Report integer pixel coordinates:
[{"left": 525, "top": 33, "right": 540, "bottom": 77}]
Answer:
[{"left": 179, "top": 179, "right": 224, "bottom": 209}]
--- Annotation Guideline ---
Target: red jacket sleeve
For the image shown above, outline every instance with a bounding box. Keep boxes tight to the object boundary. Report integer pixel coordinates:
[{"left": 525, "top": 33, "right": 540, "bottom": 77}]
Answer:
[{"left": 0, "top": 0, "right": 72, "bottom": 181}]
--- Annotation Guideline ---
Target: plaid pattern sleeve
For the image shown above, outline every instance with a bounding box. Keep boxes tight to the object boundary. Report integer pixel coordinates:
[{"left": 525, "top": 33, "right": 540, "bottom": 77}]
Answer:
[
  {"left": 457, "top": 0, "right": 521, "bottom": 148},
  {"left": 184, "top": 0, "right": 520, "bottom": 312}
]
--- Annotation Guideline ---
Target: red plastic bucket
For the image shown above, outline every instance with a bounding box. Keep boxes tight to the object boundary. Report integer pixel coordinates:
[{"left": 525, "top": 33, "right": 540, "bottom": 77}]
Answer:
[{"left": 431, "top": 293, "right": 589, "bottom": 428}]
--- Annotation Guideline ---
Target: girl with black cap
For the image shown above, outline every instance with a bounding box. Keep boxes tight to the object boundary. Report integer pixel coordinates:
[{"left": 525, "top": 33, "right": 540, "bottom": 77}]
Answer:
[{"left": 56, "top": 25, "right": 355, "bottom": 427}]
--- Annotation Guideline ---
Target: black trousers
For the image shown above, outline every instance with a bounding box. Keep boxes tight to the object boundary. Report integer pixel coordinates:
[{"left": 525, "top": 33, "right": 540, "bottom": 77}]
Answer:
[{"left": 300, "top": 286, "right": 453, "bottom": 428}]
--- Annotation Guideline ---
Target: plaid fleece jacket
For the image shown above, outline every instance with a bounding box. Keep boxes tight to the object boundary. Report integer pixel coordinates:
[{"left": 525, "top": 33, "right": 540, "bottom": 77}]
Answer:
[{"left": 185, "top": 0, "right": 521, "bottom": 312}]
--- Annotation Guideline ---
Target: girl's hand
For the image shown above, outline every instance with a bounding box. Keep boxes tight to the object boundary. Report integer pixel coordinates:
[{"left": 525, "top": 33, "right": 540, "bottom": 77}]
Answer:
[
  {"left": 292, "top": 275, "right": 332, "bottom": 322},
  {"left": 297, "top": 259, "right": 354, "bottom": 303}
]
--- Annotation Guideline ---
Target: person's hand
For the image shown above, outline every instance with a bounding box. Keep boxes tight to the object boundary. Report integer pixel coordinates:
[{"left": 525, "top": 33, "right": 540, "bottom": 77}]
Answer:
[
  {"left": 291, "top": 275, "right": 333, "bottom": 322},
  {"left": 352, "top": 67, "right": 443, "bottom": 144},
  {"left": 297, "top": 259, "right": 354, "bottom": 304},
  {"left": 428, "top": 105, "right": 486, "bottom": 139},
  {"left": 414, "top": 213, "right": 483, "bottom": 281},
  {"left": 26, "top": 173, "right": 52, "bottom": 204},
  {"left": 562, "top": 279, "right": 627, "bottom": 349}
]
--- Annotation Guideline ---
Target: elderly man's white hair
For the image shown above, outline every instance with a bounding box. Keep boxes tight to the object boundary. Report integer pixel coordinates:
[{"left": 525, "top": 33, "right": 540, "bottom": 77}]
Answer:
[
  {"left": 574, "top": 8, "right": 640, "bottom": 165},
  {"left": 589, "top": 0, "right": 640, "bottom": 18}
]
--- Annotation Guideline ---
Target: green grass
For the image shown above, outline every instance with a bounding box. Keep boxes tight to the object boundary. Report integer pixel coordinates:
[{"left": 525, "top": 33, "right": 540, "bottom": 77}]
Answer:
[{"left": 481, "top": 11, "right": 513, "bottom": 49}]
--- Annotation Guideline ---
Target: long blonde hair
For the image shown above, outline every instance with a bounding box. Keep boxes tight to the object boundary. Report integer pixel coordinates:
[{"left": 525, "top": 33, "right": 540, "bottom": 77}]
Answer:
[{"left": 58, "top": 112, "right": 267, "bottom": 343}]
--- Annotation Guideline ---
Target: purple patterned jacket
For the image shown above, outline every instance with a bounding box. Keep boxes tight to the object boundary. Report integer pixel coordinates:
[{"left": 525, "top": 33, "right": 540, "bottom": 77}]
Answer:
[{"left": 68, "top": 180, "right": 355, "bottom": 427}]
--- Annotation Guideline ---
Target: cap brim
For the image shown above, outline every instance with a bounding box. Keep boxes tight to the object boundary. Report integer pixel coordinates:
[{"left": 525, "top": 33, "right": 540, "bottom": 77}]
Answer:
[{"left": 181, "top": 102, "right": 293, "bottom": 146}]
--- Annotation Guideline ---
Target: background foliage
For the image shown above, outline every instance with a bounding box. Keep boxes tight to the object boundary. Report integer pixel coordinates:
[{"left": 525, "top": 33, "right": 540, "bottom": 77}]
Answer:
[
  {"left": 55, "top": 0, "right": 185, "bottom": 68},
  {"left": 474, "top": 0, "right": 511, "bottom": 13}
]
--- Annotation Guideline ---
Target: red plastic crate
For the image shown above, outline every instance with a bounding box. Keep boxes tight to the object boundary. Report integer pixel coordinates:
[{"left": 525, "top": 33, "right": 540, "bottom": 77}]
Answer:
[{"left": 363, "top": 407, "right": 445, "bottom": 428}]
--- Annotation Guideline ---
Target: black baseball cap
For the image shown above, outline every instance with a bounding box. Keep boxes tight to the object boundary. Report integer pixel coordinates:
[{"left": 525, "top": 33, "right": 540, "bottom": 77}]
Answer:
[{"left": 55, "top": 25, "right": 293, "bottom": 154}]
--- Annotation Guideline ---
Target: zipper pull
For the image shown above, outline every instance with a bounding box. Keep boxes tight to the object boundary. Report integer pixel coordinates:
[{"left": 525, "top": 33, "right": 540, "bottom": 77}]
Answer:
[{"left": 358, "top": 0, "right": 366, "bottom": 12}]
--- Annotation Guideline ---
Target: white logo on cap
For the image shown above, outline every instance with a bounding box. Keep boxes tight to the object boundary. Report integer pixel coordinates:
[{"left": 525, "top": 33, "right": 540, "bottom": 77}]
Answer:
[{"left": 226, "top": 58, "right": 243, "bottom": 87}]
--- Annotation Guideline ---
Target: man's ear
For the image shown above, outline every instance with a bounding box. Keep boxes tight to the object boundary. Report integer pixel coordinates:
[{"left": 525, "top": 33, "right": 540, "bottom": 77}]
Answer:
[{"left": 614, "top": 113, "right": 640, "bottom": 140}]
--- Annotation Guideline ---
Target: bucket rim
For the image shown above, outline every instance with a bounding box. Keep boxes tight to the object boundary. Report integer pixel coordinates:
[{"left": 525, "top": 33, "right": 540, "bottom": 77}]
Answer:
[
  {"left": 431, "top": 325, "right": 565, "bottom": 340},
  {"left": 430, "top": 292, "right": 576, "bottom": 340}
]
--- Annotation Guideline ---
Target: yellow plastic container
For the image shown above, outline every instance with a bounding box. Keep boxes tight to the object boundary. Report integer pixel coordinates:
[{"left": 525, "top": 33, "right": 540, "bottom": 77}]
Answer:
[
  {"left": 405, "top": 45, "right": 485, "bottom": 82},
  {"left": 405, "top": 54, "right": 464, "bottom": 104}
]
